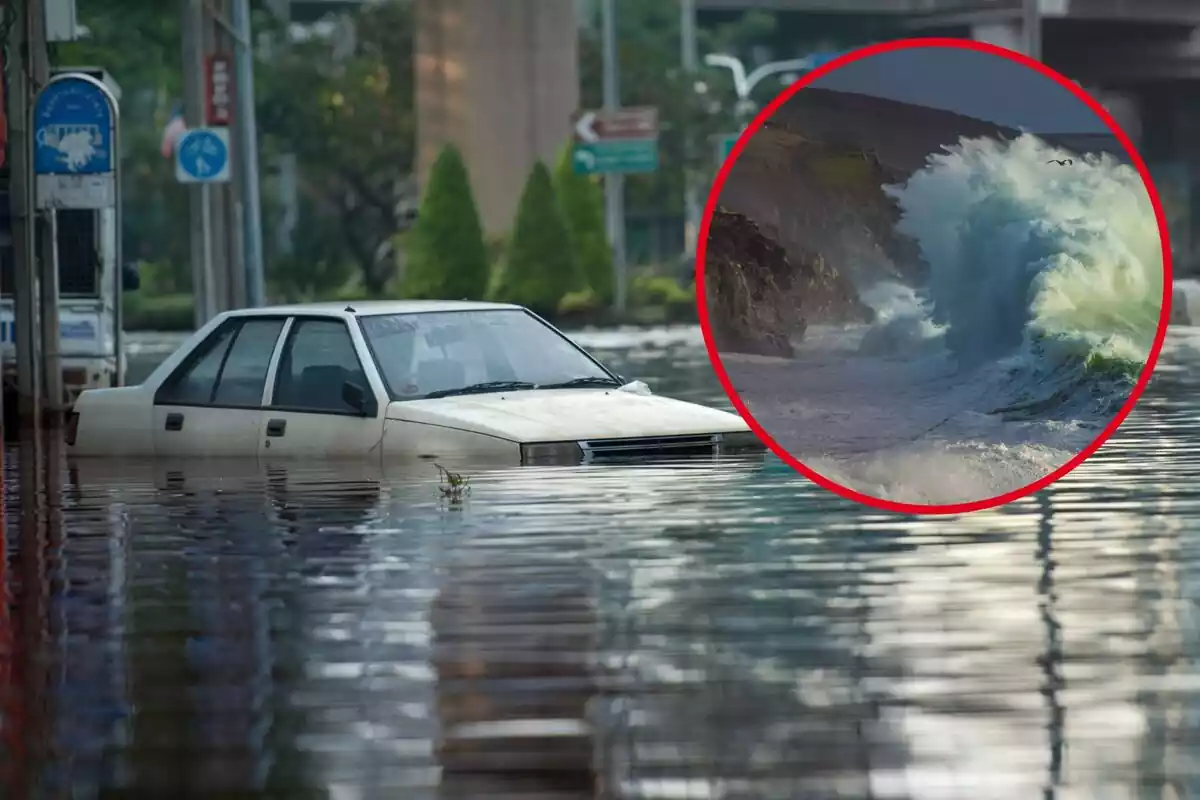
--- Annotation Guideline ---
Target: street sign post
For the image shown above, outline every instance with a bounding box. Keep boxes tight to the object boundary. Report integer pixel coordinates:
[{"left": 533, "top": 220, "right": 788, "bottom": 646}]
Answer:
[
  {"left": 572, "top": 106, "right": 659, "bottom": 176},
  {"left": 175, "top": 127, "right": 232, "bottom": 184},
  {"left": 33, "top": 72, "right": 119, "bottom": 210},
  {"left": 716, "top": 131, "right": 743, "bottom": 166}
]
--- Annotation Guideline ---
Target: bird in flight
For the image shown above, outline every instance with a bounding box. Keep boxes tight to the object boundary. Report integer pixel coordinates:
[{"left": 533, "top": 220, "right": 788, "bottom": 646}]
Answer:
[{"left": 1047, "top": 158, "right": 1073, "bottom": 165}]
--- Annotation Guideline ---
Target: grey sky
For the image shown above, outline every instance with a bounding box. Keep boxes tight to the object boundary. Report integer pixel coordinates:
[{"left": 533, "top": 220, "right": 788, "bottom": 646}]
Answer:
[{"left": 808, "top": 47, "right": 1109, "bottom": 134}]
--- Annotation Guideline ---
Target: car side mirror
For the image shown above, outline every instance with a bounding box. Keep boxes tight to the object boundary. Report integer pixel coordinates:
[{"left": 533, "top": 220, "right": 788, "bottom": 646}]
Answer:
[
  {"left": 122, "top": 263, "right": 141, "bottom": 293},
  {"left": 342, "top": 381, "right": 376, "bottom": 417}
]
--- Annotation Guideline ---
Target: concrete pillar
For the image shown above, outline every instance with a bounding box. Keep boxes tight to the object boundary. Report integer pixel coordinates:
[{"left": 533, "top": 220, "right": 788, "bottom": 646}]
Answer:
[
  {"left": 971, "top": 21, "right": 1024, "bottom": 54},
  {"left": 1091, "top": 89, "right": 1142, "bottom": 147},
  {"left": 415, "top": 0, "right": 580, "bottom": 236}
]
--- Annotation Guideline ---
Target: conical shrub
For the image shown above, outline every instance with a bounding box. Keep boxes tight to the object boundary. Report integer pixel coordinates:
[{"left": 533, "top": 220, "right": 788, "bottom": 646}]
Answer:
[
  {"left": 553, "top": 143, "right": 613, "bottom": 303},
  {"left": 492, "top": 161, "right": 581, "bottom": 317},
  {"left": 403, "top": 144, "right": 489, "bottom": 300}
]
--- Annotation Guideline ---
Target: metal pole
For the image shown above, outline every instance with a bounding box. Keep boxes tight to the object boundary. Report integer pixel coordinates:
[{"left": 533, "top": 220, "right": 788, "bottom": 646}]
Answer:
[
  {"left": 113, "top": 118, "right": 125, "bottom": 386},
  {"left": 8, "top": 0, "right": 42, "bottom": 430},
  {"left": 232, "top": 0, "right": 266, "bottom": 307},
  {"left": 1022, "top": 0, "right": 1041, "bottom": 61},
  {"left": 28, "top": 0, "right": 62, "bottom": 425},
  {"left": 601, "top": 0, "right": 627, "bottom": 315},
  {"left": 36, "top": 212, "right": 61, "bottom": 418},
  {"left": 206, "top": 1, "right": 232, "bottom": 315},
  {"left": 680, "top": 0, "right": 701, "bottom": 265},
  {"left": 183, "top": 0, "right": 214, "bottom": 328}
]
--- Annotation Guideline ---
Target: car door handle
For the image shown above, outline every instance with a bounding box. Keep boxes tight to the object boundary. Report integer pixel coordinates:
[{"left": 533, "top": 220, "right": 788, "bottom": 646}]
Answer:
[
  {"left": 164, "top": 412, "right": 184, "bottom": 432},
  {"left": 266, "top": 418, "right": 287, "bottom": 438}
]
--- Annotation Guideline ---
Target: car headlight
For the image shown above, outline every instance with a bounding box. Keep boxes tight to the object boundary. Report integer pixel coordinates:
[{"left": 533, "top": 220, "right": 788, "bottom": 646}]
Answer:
[
  {"left": 520, "top": 441, "right": 584, "bottom": 465},
  {"left": 715, "top": 429, "right": 766, "bottom": 454}
]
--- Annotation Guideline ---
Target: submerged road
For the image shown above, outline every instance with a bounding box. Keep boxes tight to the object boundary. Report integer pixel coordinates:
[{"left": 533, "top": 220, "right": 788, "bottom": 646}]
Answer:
[{"left": 719, "top": 327, "right": 1086, "bottom": 505}]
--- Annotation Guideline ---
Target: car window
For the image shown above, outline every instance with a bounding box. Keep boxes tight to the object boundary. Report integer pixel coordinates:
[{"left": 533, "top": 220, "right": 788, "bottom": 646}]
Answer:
[
  {"left": 156, "top": 323, "right": 238, "bottom": 405},
  {"left": 359, "top": 310, "right": 612, "bottom": 400},
  {"left": 273, "top": 318, "right": 369, "bottom": 414},
  {"left": 211, "top": 319, "right": 286, "bottom": 406}
]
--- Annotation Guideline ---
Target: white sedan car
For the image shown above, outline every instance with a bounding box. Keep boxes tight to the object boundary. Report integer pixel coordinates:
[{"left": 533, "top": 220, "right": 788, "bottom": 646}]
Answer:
[{"left": 68, "top": 301, "right": 764, "bottom": 465}]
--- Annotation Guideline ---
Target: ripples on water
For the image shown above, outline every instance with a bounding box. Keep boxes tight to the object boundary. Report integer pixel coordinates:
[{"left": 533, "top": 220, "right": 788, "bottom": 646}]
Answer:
[{"left": 3, "top": 325, "right": 1200, "bottom": 798}]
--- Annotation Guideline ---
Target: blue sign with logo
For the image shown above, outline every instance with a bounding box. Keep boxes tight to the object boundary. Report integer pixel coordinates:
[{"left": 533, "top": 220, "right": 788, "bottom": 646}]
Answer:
[
  {"left": 176, "top": 128, "right": 230, "bottom": 183},
  {"left": 0, "top": 317, "right": 96, "bottom": 344},
  {"left": 33, "top": 75, "right": 115, "bottom": 176}
]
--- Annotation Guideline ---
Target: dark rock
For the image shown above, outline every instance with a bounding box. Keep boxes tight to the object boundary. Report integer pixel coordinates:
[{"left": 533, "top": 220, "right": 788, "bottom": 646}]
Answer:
[
  {"left": 720, "top": 123, "right": 928, "bottom": 291},
  {"left": 704, "top": 209, "right": 868, "bottom": 358}
]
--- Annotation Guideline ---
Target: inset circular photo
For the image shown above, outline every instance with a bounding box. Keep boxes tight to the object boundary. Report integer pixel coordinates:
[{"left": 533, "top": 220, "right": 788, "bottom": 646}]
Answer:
[{"left": 698, "top": 38, "right": 1171, "bottom": 514}]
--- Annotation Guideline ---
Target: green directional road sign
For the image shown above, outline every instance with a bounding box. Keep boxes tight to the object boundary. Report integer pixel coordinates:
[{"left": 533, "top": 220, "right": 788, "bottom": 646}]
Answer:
[
  {"left": 573, "top": 139, "right": 658, "bottom": 175},
  {"left": 572, "top": 106, "right": 659, "bottom": 176}
]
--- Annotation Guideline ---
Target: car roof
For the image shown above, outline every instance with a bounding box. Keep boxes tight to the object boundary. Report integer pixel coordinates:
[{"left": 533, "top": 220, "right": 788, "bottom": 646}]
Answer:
[{"left": 220, "top": 299, "right": 523, "bottom": 319}]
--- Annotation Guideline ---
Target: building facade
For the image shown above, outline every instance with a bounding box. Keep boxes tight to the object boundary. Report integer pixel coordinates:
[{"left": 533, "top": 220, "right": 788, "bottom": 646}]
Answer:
[{"left": 414, "top": 0, "right": 580, "bottom": 236}]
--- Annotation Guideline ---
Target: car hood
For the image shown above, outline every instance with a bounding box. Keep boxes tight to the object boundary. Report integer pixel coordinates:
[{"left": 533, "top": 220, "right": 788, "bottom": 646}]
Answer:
[{"left": 386, "top": 388, "right": 748, "bottom": 442}]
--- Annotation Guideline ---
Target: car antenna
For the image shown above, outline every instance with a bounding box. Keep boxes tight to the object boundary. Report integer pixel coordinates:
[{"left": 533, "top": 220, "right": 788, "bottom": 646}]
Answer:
[{"left": 344, "top": 305, "right": 356, "bottom": 313}]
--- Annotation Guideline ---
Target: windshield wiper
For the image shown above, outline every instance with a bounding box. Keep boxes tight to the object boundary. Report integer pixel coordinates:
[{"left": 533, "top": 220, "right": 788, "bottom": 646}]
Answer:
[
  {"left": 423, "top": 380, "right": 537, "bottom": 399},
  {"left": 536, "top": 376, "right": 623, "bottom": 389}
]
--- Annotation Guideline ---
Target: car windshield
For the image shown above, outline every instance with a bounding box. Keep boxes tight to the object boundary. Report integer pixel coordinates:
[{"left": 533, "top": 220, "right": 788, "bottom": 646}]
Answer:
[{"left": 358, "top": 309, "right": 618, "bottom": 400}]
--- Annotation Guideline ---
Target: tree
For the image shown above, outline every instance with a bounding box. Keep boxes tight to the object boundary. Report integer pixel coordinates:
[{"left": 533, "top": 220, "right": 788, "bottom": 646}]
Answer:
[
  {"left": 60, "top": 0, "right": 418, "bottom": 300},
  {"left": 257, "top": 0, "right": 417, "bottom": 296},
  {"left": 403, "top": 144, "right": 489, "bottom": 300},
  {"left": 493, "top": 162, "right": 580, "bottom": 317},
  {"left": 552, "top": 144, "right": 612, "bottom": 303},
  {"left": 58, "top": 0, "right": 191, "bottom": 288}
]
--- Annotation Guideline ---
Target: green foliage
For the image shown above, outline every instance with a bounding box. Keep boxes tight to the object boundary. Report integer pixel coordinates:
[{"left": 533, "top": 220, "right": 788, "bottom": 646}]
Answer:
[
  {"left": 123, "top": 292, "right": 194, "bottom": 332},
  {"left": 485, "top": 234, "right": 508, "bottom": 268},
  {"left": 60, "top": 0, "right": 418, "bottom": 302},
  {"left": 631, "top": 274, "right": 695, "bottom": 311},
  {"left": 58, "top": 0, "right": 191, "bottom": 287},
  {"left": 435, "top": 463, "right": 471, "bottom": 501},
  {"left": 268, "top": 196, "right": 357, "bottom": 301},
  {"left": 252, "top": 0, "right": 418, "bottom": 295},
  {"left": 62, "top": 0, "right": 810, "bottom": 310},
  {"left": 553, "top": 144, "right": 613, "bottom": 303},
  {"left": 493, "top": 162, "right": 580, "bottom": 317},
  {"left": 557, "top": 288, "right": 602, "bottom": 316},
  {"left": 403, "top": 145, "right": 490, "bottom": 300},
  {"left": 133, "top": 261, "right": 188, "bottom": 296}
]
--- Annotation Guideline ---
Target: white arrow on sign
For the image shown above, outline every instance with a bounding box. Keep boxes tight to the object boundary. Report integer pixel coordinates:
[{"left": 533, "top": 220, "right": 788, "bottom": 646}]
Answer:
[
  {"left": 196, "top": 157, "right": 211, "bottom": 175},
  {"left": 574, "top": 111, "right": 598, "bottom": 143},
  {"left": 573, "top": 148, "right": 596, "bottom": 170}
]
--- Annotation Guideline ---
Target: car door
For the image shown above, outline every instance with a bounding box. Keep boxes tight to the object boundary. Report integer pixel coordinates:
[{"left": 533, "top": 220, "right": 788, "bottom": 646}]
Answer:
[
  {"left": 152, "top": 317, "right": 287, "bottom": 458},
  {"left": 258, "top": 316, "right": 388, "bottom": 461}
]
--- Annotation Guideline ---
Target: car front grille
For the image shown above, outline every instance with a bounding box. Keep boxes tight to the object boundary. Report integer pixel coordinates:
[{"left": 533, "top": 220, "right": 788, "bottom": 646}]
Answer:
[{"left": 580, "top": 434, "right": 717, "bottom": 462}]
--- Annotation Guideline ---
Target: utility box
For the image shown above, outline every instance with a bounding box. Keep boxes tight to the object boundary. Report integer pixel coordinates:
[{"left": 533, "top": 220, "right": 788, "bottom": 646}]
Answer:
[{"left": 44, "top": 0, "right": 80, "bottom": 43}]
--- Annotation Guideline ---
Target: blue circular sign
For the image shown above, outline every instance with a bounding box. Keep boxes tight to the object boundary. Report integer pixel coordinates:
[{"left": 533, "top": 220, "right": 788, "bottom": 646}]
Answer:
[{"left": 177, "top": 129, "right": 229, "bottom": 181}]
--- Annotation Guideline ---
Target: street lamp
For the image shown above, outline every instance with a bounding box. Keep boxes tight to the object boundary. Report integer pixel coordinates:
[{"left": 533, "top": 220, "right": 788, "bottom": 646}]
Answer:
[{"left": 704, "top": 52, "right": 824, "bottom": 116}]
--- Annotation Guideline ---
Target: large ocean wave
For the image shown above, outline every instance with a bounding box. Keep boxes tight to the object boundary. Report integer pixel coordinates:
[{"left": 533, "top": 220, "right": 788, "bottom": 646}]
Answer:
[{"left": 723, "top": 133, "right": 1165, "bottom": 505}]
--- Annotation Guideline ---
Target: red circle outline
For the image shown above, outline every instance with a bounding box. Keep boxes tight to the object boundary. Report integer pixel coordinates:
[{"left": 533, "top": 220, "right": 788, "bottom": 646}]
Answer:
[{"left": 694, "top": 37, "right": 1174, "bottom": 516}]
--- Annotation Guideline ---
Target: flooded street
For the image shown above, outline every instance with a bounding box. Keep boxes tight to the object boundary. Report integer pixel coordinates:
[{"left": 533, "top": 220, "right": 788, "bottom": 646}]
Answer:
[{"left": 5, "top": 325, "right": 1200, "bottom": 798}]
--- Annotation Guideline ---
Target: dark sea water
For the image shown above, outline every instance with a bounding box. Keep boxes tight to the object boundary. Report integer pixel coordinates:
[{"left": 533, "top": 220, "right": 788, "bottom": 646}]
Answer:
[{"left": 2, "top": 324, "right": 1199, "bottom": 799}]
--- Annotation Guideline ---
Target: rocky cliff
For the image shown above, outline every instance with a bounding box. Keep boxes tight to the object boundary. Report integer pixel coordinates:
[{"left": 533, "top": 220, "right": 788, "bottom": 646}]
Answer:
[
  {"left": 718, "top": 88, "right": 1033, "bottom": 296},
  {"left": 709, "top": 86, "right": 1123, "bottom": 355},
  {"left": 705, "top": 208, "right": 869, "bottom": 358}
]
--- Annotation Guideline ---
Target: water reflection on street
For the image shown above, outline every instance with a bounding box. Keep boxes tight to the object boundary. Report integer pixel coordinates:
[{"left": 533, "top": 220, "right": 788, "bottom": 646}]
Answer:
[{"left": 4, "top": 326, "right": 1200, "bottom": 798}]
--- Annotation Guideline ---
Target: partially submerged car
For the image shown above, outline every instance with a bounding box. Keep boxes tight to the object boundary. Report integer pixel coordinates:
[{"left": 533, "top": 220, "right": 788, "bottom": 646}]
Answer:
[{"left": 68, "top": 301, "right": 764, "bottom": 465}]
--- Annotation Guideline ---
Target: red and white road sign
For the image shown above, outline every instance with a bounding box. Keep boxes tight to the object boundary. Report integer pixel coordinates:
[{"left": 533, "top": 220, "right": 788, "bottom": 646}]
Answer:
[
  {"left": 572, "top": 107, "right": 659, "bottom": 144},
  {"left": 205, "top": 54, "right": 234, "bottom": 126}
]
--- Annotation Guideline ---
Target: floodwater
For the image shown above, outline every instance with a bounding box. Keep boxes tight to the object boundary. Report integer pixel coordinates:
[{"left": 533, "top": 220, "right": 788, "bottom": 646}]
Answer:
[{"left": 3, "top": 324, "right": 1200, "bottom": 799}]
